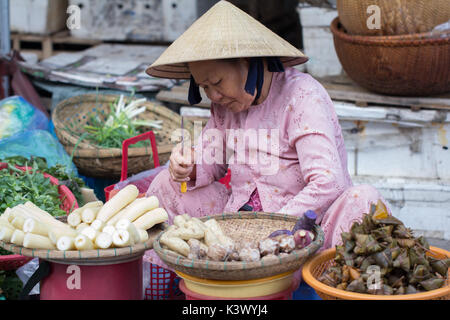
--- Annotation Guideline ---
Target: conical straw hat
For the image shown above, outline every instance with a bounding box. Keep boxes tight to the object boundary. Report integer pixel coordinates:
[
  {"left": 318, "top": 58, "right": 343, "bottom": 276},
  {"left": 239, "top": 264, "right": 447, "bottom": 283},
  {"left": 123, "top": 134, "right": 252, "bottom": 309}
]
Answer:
[{"left": 146, "top": 0, "right": 308, "bottom": 79}]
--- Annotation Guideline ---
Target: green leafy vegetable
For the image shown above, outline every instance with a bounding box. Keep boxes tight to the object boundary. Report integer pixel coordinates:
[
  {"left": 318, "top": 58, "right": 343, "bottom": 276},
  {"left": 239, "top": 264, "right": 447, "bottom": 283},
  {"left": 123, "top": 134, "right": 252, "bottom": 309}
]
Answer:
[
  {"left": 64, "top": 95, "right": 163, "bottom": 149},
  {"left": 0, "top": 163, "right": 66, "bottom": 217},
  {"left": 0, "top": 156, "right": 86, "bottom": 207}
]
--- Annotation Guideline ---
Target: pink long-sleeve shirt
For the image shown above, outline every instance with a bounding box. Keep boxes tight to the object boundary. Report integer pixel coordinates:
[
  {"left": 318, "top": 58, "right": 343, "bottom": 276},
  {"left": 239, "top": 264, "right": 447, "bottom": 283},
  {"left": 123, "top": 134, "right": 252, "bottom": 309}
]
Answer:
[{"left": 187, "top": 67, "right": 353, "bottom": 221}]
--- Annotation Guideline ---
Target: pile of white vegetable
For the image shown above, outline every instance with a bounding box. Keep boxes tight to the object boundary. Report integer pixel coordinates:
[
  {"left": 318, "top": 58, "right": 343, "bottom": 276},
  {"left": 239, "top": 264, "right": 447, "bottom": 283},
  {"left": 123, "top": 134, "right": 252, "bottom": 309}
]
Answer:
[{"left": 0, "top": 185, "right": 168, "bottom": 252}]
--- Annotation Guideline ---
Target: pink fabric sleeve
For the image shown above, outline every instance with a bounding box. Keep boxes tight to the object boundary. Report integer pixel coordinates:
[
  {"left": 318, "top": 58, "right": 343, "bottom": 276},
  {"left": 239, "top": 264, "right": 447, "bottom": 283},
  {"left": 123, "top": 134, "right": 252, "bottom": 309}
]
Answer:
[
  {"left": 278, "top": 88, "right": 349, "bottom": 219},
  {"left": 187, "top": 105, "right": 228, "bottom": 190}
]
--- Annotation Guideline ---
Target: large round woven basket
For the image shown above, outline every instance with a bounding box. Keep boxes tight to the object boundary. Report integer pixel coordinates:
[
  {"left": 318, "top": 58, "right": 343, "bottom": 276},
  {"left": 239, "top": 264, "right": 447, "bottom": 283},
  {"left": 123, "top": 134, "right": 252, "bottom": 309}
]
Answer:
[
  {"left": 153, "top": 212, "right": 324, "bottom": 281},
  {"left": 336, "top": 0, "right": 450, "bottom": 36},
  {"left": 331, "top": 17, "right": 450, "bottom": 97},
  {"left": 302, "top": 247, "right": 450, "bottom": 300},
  {"left": 52, "top": 94, "right": 194, "bottom": 178},
  {"left": 0, "top": 221, "right": 165, "bottom": 263}
]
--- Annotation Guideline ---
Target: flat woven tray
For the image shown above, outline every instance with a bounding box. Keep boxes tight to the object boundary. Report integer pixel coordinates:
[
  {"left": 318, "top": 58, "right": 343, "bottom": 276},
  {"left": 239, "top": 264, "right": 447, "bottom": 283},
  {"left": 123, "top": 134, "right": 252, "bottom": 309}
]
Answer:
[
  {"left": 153, "top": 212, "right": 324, "bottom": 281},
  {"left": 0, "top": 223, "right": 165, "bottom": 264}
]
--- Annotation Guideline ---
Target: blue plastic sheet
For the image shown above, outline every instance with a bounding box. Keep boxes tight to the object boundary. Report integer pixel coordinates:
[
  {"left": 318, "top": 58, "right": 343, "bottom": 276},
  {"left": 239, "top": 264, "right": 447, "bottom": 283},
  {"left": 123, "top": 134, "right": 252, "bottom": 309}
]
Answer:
[
  {"left": 0, "top": 129, "right": 77, "bottom": 174},
  {"left": 0, "top": 96, "right": 49, "bottom": 139}
]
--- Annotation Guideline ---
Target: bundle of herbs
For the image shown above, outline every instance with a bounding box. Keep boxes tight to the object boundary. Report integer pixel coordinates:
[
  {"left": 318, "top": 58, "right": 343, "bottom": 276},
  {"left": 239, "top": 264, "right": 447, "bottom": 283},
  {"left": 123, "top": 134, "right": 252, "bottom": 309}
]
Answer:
[
  {"left": 319, "top": 200, "right": 450, "bottom": 295},
  {"left": 66, "top": 95, "right": 163, "bottom": 149},
  {"left": 0, "top": 162, "right": 66, "bottom": 217}
]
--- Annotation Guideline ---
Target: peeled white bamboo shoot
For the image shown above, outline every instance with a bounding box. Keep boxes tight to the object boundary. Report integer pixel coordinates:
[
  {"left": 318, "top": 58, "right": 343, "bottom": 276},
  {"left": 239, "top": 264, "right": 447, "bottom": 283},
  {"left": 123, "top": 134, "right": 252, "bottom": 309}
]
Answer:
[
  {"left": 23, "top": 202, "right": 54, "bottom": 218},
  {"left": 23, "top": 218, "right": 50, "bottom": 237},
  {"left": 95, "top": 232, "right": 113, "bottom": 249},
  {"left": 0, "top": 226, "right": 15, "bottom": 242},
  {"left": 81, "top": 206, "right": 101, "bottom": 224},
  {"left": 1, "top": 208, "right": 11, "bottom": 222},
  {"left": 116, "top": 219, "right": 140, "bottom": 243},
  {"left": 132, "top": 208, "right": 168, "bottom": 231},
  {"left": 11, "top": 229, "right": 25, "bottom": 246},
  {"left": 76, "top": 223, "right": 89, "bottom": 232},
  {"left": 102, "top": 225, "right": 116, "bottom": 236},
  {"left": 107, "top": 196, "right": 159, "bottom": 226},
  {"left": 112, "top": 229, "right": 134, "bottom": 247},
  {"left": 74, "top": 234, "right": 94, "bottom": 250},
  {"left": 91, "top": 219, "right": 104, "bottom": 231},
  {"left": 67, "top": 211, "right": 82, "bottom": 227},
  {"left": 81, "top": 226, "right": 99, "bottom": 241},
  {"left": 106, "top": 198, "right": 144, "bottom": 226},
  {"left": 11, "top": 216, "right": 26, "bottom": 230},
  {"left": 57, "top": 236, "right": 75, "bottom": 251},
  {"left": 48, "top": 227, "right": 78, "bottom": 245},
  {"left": 97, "top": 185, "right": 139, "bottom": 222},
  {"left": 81, "top": 200, "right": 103, "bottom": 209},
  {"left": 0, "top": 217, "right": 14, "bottom": 229},
  {"left": 137, "top": 229, "right": 149, "bottom": 243},
  {"left": 23, "top": 233, "right": 55, "bottom": 250},
  {"left": 19, "top": 204, "right": 75, "bottom": 233}
]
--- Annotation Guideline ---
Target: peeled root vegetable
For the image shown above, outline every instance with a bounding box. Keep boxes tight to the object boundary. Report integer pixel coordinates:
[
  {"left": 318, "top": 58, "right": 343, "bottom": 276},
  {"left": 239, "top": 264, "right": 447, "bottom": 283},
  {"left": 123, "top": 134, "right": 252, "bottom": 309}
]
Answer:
[
  {"left": 57, "top": 236, "right": 75, "bottom": 251},
  {"left": 23, "top": 218, "right": 52, "bottom": 237},
  {"left": 67, "top": 210, "right": 82, "bottom": 227},
  {"left": 81, "top": 206, "right": 101, "bottom": 224},
  {"left": 95, "top": 232, "right": 113, "bottom": 249},
  {"left": 97, "top": 184, "right": 139, "bottom": 222},
  {"left": 132, "top": 208, "right": 168, "bottom": 231},
  {"left": 137, "top": 229, "right": 149, "bottom": 243},
  {"left": 112, "top": 229, "right": 134, "bottom": 247},
  {"left": 11, "top": 216, "right": 26, "bottom": 230},
  {"left": 74, "top": 234, "right": 94, "bottom": 250},
  {"left": 80, "top": 226, "right": 99, "bottom": 241},
  {"left": 102, "top": 225, "right": 116, "bottom": 236},
  {"left": 107, "top": 196, "right": 159, "bottom": 226},
  {"left": 160, "top": 235, "right": 190, "bottom": 257},
  {"left": 76, "top": 223, "right": 89, "bottom": 232},
  {"left": 0, "top": 226, "right": 15, "bottom": 242},
  {"left": 11, "top": 229, "right": 25, "bottom": 246},
  {"left": 91, "top": 219, "right": 105, "bottom": 231},
  {"left": 116, "top": 219, "right": 140, "bottom": 243},
  {"left": 48, "top": 227, "right": 78, "bottom": 245},
  {"left": 20, "top": 204, "right": 77, "bottom": 235},
  {"left": 0, "top": 208, "right": 11, "bottom": 222},
  {"left": 23, "top": 233, "right": 55, "bottom": 250}
]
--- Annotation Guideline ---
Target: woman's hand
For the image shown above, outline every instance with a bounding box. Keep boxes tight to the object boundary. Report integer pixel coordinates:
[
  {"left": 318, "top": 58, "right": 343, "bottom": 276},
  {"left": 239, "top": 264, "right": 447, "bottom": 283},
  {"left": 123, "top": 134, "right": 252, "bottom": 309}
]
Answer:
[{"left": 168, "top": 143, "right": 196, "bottom": 183}]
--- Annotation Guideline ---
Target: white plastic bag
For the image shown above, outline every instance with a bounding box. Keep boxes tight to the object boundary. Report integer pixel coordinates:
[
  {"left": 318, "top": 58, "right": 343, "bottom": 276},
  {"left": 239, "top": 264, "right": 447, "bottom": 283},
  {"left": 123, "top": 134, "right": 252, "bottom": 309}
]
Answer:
[{"left": 15, "top": 258, "right": 40, "bottom": 295}]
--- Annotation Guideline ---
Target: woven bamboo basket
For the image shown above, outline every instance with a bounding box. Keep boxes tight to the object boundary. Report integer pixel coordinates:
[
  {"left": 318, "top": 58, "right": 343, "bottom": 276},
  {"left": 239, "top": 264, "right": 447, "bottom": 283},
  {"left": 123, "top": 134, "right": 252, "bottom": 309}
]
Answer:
[
  {"left": 153, "top": 212, "right": 324, "bottom": 281},
  {"left": 331, "top": 17, "right": 450, "bottom": 96},
  {"left": 52, "top": 94, "right": 194, "bottom": 178},
  {"left": 302, "top": 247, "right": 450, "bottom": 300},
  {"left": 0, "top": 218, "right": 166, "bottom": 263},
  {"left": 336, "top": 0, "right": 450, "bottom": 36}
]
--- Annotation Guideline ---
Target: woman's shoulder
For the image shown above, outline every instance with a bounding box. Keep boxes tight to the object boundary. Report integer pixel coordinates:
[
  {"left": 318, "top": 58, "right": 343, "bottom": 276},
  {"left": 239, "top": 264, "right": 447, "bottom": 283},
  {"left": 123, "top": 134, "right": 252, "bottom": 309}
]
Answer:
[{"left": 276, "top": 67, "right": 328, "bottom": 96}]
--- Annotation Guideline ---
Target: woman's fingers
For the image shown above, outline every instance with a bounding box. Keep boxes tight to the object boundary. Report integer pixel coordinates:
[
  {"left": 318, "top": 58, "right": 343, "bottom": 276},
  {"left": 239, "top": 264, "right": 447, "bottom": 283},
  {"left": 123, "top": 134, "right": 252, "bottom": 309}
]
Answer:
[{"left": 168, "top": 143, "right": 196, "bottom": 182}]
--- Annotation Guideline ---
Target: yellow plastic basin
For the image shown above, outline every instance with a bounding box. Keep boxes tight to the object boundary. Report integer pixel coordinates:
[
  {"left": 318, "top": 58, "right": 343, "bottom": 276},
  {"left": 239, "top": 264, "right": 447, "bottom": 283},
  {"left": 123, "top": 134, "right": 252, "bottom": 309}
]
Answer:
[{"left": 176, "top": 270, "right": 295, "bottom": 298}]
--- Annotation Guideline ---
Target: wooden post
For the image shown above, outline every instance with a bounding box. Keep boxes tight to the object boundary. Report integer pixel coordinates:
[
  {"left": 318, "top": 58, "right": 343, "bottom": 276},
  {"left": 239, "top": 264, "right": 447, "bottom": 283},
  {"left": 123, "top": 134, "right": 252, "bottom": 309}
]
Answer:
[{"left": 42, "top": 36, "right": 53, "bottom": 59}]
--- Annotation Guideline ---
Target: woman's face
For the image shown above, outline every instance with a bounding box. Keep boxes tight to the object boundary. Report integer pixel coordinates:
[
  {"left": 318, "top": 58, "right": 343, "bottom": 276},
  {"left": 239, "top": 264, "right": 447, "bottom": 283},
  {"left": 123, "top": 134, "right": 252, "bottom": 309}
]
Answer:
[{"left": 188, "top": 59, "right": 256, "bottom": 113}]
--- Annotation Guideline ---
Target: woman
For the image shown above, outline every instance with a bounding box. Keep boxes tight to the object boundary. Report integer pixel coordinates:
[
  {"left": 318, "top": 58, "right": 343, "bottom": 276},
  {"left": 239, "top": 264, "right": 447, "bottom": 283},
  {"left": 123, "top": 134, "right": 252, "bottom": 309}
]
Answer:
[{"left": 144, "top": 1, "right": 389, "bottom": 274}]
